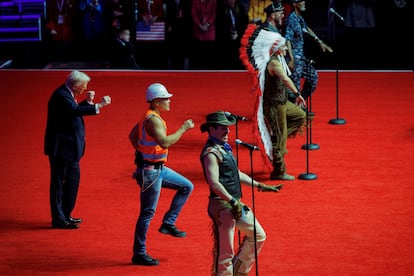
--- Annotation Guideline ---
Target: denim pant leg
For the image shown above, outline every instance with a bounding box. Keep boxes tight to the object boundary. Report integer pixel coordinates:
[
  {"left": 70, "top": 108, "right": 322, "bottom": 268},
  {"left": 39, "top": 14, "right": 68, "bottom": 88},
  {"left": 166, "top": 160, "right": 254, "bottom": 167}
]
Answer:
[
  {"left": 160, "top": 166, "right": 194, "bottom": 225},
  {"left": 133, "top": 167, "right": 163, "bottom": 255}
]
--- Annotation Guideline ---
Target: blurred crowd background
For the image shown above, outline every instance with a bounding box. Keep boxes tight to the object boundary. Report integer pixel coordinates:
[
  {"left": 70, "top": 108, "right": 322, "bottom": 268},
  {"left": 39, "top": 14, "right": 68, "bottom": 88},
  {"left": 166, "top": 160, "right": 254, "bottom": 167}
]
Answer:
[{"left": 0, "top": 0, "right": 412, "bottom": 70}]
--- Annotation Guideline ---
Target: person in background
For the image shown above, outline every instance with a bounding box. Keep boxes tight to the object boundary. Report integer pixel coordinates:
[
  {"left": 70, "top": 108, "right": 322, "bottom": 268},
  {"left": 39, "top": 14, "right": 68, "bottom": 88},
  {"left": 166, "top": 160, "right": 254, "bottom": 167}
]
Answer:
[
  {"left": 191, "top": 0, "right": 217, "bottom": 68},
  {"left": 44, "top": 70, "right": 111, "bottom": 229},
  {"left": 164, "top": 0, "right": 193, "bottom": 69},
  {"left": 260, "top": 1, "right": 285, "bottom": 33},
  {"left": 247, "top": 0, "right": 273, "bottom": 25},
  {"left": 200, "top": 110, "right": 283, "bottom": 275},
  {"left": 46, "top": 0, "right": 79, "bottom": 41},
  {"left": 104, "top": 0, "right": 132, "bottom": 40},
  {"left": 137, "top": 0, "right": 164, "bottom": 26},
  {"left": 129, "top": 83, "right": 194, "bottom": 266},
  {"left": 343, "top": 0, "right": 377, "bottom": 67},
  {"left": 79, "top": 0, "right": 106, "bottom": 60},
  {"left": 216, "top": 0, "right": 248, "bottom": 69},
  {"left": 108, "top": 27, "right": 140, "bottom": 69},
  {"left": 284, "top": 0, "right": 332, "bottom": 105}
]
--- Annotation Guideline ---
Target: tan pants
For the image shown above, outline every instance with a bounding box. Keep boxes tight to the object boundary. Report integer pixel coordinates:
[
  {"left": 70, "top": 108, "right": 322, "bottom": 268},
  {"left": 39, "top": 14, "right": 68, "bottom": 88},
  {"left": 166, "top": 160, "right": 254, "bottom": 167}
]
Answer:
[{"left": 208, "top": 198, "right": 266, "bottom": 276}]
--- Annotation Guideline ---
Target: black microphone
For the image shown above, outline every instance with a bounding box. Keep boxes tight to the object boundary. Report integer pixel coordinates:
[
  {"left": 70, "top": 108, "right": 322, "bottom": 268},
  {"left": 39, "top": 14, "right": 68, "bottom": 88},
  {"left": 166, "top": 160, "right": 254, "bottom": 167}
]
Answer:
[
  {"left": 329, "top": 8, "right": 345, "bottom": 22},
  {"left": 225, "top": 111, "right": 248, "bottom": 121},
  {"left": 235, "top": 139, "right": 260, "bottom": 151},
  {"left": 295, "top": 55, "right": 315, "bottom": 65}
]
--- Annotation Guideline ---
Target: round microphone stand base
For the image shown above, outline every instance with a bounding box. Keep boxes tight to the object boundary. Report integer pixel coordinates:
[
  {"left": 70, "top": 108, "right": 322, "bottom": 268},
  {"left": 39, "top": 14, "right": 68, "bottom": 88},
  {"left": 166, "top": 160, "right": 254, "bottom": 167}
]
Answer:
[
  {"left": 301, "top": 143, "right": 320, "bottom": 150},
  {"left": 329, "top": 118, "right": 346, "bottom": 125},
  {"left": 298, "top": 172, "right": 317, "bottom": 180}
]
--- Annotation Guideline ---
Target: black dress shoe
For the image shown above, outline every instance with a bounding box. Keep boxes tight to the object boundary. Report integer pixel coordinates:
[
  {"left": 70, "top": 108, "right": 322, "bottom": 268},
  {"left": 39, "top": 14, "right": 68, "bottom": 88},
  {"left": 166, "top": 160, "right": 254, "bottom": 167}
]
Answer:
[
  {"left": 68, "top": 217, "right": 83, "bottom": 224},
  {"left": 132, "top": 253, "right": 159, "bottom": 266},
  {"left": 52, "top": 220, "right": 79, "bottom": 229}
]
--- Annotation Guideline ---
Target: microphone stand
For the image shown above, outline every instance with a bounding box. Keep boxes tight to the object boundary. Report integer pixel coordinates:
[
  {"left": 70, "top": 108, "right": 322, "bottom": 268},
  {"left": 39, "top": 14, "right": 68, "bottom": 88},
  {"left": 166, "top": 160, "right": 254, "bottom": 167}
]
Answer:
[
  {"left": 231, "top": 115, "right": 248, "bottom": 245},
  {"left": 328, "top": 9, "right": 346, "bottom": 125},
  {"left": 299, "top": 99, "right": 318, "bottom": 180},
  {"left": 235, "top": 120, "right": 240, "bottom": 165},
  {"left": 300, "top": 62, "right": 319, "bottom": 179},
  {"left": 234, "top": 119, "right": 242, "bottom": 246},
  {"left": 328, "top": 55, "right": 346, "bottom": 125},
  {"left": 301, "top": 94, "right": 320, "bottom": 151},
  {"left": 247, "top": 146, "right": 259, "bottom": 276}
]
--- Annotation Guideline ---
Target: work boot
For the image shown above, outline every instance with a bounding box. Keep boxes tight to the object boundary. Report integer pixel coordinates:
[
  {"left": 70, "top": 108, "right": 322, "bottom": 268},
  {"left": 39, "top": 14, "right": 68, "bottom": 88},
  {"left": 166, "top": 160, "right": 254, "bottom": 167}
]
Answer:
[
  {"left": 159, "top": 223, "right": 186, "bottom": 237},
  {"left": 232, "top": 257, "right": 249, "bottom": 276},
  {"left": 270, "top": 172, "right": 295, "bottom": 181}
]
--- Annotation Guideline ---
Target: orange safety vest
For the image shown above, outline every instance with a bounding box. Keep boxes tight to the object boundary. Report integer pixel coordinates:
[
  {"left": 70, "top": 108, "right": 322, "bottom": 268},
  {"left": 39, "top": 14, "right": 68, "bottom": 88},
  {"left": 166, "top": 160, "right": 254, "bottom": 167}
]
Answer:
[{"left": 137, "top": 109, "right": 168, "bottom": 163}]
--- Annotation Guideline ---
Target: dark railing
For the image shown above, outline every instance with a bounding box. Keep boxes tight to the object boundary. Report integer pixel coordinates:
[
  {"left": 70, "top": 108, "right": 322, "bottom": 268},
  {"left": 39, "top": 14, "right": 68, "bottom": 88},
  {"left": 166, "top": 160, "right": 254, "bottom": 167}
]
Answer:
[{"left": 0, "top": 0, "right": 45, "bottom": 42}]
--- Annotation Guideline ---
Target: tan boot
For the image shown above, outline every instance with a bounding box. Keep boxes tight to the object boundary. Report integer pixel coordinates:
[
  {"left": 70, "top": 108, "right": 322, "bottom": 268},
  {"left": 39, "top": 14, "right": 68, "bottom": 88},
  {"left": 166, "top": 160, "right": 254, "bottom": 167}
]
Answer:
[{"left": 233, "top": 258, "right": 248, "bottom": 276}]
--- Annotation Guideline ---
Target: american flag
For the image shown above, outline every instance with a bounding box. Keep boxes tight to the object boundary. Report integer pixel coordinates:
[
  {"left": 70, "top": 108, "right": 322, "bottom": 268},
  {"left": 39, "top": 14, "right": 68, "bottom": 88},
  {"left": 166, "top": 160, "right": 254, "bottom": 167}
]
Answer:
[{"left": 136, "top": 21, "right": 165, "bottom": 41}]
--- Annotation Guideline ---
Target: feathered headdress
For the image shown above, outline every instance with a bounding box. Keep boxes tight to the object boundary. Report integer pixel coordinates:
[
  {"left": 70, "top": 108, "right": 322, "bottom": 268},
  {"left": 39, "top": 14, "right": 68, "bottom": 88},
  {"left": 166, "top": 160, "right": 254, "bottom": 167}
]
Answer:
[{"left": 239, "top": 24, "right": 286, "bottom": 170}]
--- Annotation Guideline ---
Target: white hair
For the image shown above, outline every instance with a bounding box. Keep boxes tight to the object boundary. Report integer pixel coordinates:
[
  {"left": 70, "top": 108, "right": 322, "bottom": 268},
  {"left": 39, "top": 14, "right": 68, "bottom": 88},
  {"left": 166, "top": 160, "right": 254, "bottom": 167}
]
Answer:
[{"left": 65, "top": 70, "right": 91, "bottom": 87}]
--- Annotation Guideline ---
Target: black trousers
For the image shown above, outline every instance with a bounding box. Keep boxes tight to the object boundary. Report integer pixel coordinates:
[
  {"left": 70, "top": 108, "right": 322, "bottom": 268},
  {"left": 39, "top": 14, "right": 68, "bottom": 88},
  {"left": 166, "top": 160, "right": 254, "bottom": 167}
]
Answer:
[{"left": 48, "top": 156, "right": 80, "bottom": 222}]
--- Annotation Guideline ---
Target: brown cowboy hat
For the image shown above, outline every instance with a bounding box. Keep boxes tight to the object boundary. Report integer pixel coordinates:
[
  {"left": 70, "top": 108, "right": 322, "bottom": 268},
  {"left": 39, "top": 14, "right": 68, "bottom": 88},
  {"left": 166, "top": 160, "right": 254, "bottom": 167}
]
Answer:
[{"left": 200, "top": 111, "right": 237, "bottom": 132}]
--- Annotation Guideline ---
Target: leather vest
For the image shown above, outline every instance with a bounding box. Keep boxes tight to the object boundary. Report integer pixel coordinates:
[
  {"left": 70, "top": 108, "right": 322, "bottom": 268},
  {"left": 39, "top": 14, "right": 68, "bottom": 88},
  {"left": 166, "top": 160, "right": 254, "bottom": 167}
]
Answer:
[
  {"left": 200, "top": 140, "right": 242, "bottom": 199},
  {"left": 264, "top": 56, "right": 288, "bottom": 105}
]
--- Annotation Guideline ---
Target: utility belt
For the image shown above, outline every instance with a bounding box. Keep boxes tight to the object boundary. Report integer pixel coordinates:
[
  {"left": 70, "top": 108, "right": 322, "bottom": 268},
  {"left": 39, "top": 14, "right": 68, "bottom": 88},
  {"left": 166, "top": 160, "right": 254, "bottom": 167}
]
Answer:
[
  {"left": 142, "top": 162, "right": 164, "bottom": 169},
  {"left": 134, "top": 150, "right": 164, "bottom": 169}
]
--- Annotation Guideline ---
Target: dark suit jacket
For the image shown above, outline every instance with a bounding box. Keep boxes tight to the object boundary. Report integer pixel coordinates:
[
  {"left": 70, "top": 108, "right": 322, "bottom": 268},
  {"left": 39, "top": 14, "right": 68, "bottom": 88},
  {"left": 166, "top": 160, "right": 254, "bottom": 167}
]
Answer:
[
  {"left": 109, "top": 39, "right": 140, "bottom": 69},
  {"left": 44, "top": 85, "right": 97, "bottom": 162}
]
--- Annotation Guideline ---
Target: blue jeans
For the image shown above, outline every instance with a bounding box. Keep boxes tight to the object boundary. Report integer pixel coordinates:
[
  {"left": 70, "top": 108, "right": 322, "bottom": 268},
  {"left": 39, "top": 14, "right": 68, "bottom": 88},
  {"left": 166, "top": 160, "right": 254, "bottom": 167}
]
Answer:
[{"left": 133, "top": 165, "right": 194, "bottom": 255}]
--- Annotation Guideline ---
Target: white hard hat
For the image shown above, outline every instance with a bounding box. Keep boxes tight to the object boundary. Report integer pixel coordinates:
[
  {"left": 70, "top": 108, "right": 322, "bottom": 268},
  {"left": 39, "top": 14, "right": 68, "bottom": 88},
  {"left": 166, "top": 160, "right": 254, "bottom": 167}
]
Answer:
[{"left": 146, "top": 83, "right": 173, "bottom": 102}]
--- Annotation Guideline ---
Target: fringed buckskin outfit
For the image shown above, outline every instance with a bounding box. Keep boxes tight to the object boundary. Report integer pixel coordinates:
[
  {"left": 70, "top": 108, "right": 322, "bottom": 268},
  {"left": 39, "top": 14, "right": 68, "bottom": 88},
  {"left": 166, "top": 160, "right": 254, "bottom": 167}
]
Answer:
[
  {"left": 239, "top": 24, "right": 305, "bottom": 176},
  {"left": 263, "top": 56, "right": 306, "bottom": 177},
  {"left": 200, "top": 138, "right": 266, "bottom": 276}
]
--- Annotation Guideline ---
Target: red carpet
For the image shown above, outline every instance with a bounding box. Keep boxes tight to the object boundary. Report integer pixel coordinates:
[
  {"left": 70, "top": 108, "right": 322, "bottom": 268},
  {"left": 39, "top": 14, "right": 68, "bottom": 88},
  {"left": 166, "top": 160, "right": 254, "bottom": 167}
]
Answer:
[{"left": 0, "top": 70, "right": 413, "bottom": 275}]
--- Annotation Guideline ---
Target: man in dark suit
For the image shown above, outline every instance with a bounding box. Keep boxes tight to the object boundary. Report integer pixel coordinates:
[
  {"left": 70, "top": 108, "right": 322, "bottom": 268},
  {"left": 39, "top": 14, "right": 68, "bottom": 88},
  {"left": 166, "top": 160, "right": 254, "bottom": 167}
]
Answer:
[{"left": 44, "top": 70, "right": 111, "bottom": 229}]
